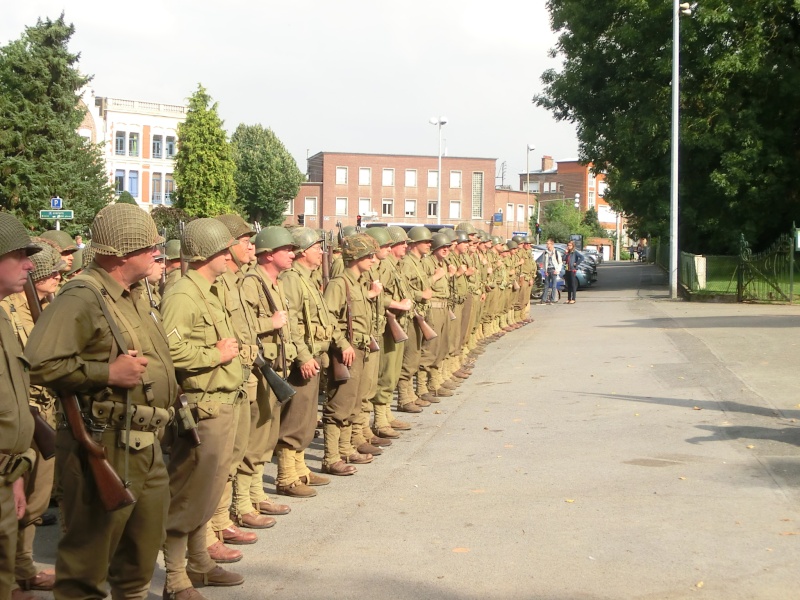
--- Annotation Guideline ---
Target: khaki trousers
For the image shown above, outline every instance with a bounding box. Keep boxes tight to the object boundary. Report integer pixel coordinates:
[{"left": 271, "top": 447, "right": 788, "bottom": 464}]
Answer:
[
  {"left": 275, "top": 364, "right": 321, "bottom": 487},
  {"left": 323, "top": 348, "right": 367, "bottom": 465},
  {"left": 373, "top": 329, "right": 404, "bottom": 406},
  {"left": 399, "top": 319, "right": 423, "bottom": 399},
  {"left": 164, "top": 404, "right": 236, "bottom": 593},
  {"left": 0, "top": 484, "right": 15, "bottom": 600},
  {"left": 55, "top": 428, "right": 169, "bottom": 600}
]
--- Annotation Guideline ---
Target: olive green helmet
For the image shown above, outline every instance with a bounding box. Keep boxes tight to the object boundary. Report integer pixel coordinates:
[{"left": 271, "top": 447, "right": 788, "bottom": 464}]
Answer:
[
  {"left": 341, "top": 225, "right": 358, "bottom": 238},
  {"left": 430, "top": 232, "right": 452, "bottom": 252},
  {"left": 455, "top": 232, "right": 470, "bottom": 244},
  {"left": 29, "top": 238, "right": 63, "bottom": 281},
  {"left": 182, "top": 218, "right": 237, "bottom": 262},
  {"left": 291, "top": 227, "right": 321, "bottom": 252},
  {"left": 341, "top": 233, "right": 378, "bottom": 262},
  {"left": 455, "top": 222, "right": 477, "bottom": 235},
  {"left": 511, "top": 235, "right": 525, "bottom": 244},
  {"left": 507, "top": 240, "right": 519, "bottom": 250},
  {"left": 407, "top": 226, "right": 432, "bottom": 242},
  {"left": 164, "top": 239, "right": 182, "bottom": 260},
  {"left": 386, "top": 226, "right": 408, "bottom": 245},
  {"left": 365, "top": 226, "right": 392, "bottom": 247},
  {"left": 91, "top": 204, "right": 164, "bottom": 257},
  {"left": 491, "top": 236, "right": 503, "bottom": 246},
  {"left": 440, "top": 228, "right": 457, "bottom": 243},
  {"left": 253, "top": 226, "right": 297, "bottom": 255},
  {"left": 40, "top": 230, "right": 77, "bottom": 253},
  {"left": 0, "top": 214, "right": 40, "bottom": 257},
  {"left": 215, "top": 214, "right": 254, "bottom": 240}
]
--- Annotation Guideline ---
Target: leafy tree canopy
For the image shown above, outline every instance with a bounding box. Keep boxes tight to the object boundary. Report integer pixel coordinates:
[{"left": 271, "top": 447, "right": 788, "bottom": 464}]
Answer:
[
  {"left": 116, "top": 191, "right": 137, "bottom": 205},
  {"left": 151, "top": 206, "right": 193, "bottom": 241},
  {"left": 0, "top": 13, "right": 112, "bottom": 234},
  {"left": 533, "top": 200, "right": 597, "bottom": 244},
  {"left": 535, "top": 0, "right": 800, "bottom": 253},
  {"left": 231, "top": 123, "right": 303, "bottom": 225},
  {"left": 173, "top": 84, "right": 237, "bottom": 217}
]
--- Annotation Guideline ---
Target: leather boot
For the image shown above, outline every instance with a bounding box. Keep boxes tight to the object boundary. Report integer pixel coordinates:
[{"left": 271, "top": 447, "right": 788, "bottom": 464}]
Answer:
[
  {"left": 206, "top": 540, "right": 242, "bottom": 564},
  {"left": 187, "top": 566, "right": 244, "bottom": 587}
]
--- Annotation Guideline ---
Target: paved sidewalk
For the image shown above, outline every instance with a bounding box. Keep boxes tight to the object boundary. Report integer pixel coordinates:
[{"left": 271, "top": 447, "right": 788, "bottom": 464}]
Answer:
[{"left": 33, "top": 262, "right": 800, "bottom": 599}]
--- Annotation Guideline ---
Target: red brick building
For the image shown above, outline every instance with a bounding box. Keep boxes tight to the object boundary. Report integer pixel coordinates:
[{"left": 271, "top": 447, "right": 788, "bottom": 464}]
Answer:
[{"left": 284, "top": 152, "right": 510, "bottom": 230}]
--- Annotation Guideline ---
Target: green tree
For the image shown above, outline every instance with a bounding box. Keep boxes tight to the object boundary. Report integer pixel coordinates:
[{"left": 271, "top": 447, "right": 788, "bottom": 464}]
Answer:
[
  {"left": 533, "top": 200, "right": 594, "bottom": 243},
  {"left": 116, "top": 191, "right": 137, "bottom": 205},
  {"left": 0, "top": 14, "right": 111, "bottom": 233},
  {"left": 534, "top": 0, "right": 800, "bottom": 253},
  {"left": 151, "top": 206, "right": 193, "bottom": 241},
  {"left": 231, "top": 123, "right": 303, "bottom": 225},
  {"left": 173, "top": 84, "right": 236, "bottom": 217},
  {"left": 581, "top": 207, "right": 606, "bottom": 238}
]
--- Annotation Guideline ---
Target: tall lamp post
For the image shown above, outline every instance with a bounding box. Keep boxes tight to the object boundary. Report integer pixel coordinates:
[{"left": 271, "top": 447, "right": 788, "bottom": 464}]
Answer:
[
  {"left": 574, "top": 193, "right": 580, "bottom": 210},
  {"left": 670, "top": 2, "right": 693, "bottom": 299},
  {"left": 526, "top": 144, "right": 535, "bottom": 235},
  {"left": 429, "top": 116, "right": 448, "bottom": 220}
]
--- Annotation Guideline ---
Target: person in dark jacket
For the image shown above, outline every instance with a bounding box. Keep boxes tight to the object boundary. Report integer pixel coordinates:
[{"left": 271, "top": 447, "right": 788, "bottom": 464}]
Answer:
[{"left": 563, "top": 241, "right": 582, "bottom": 304}]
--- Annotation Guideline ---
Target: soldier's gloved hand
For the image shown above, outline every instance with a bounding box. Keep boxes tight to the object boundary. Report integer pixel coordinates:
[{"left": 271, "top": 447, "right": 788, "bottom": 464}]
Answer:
[
  {"left": 299, "top": 358, "right": 320, "bottom": 380},
  {"left": 216, "top": 338, "right": 240, "bottom": 364},
  {"left": 108, "top": 351, "right": 149, "bottom": 388},
  {"left": 341, "top": 346, "right": 355, "bottom": 367},
  {"left": 271, "top": 311, "right": 288, "bottom": 330}
]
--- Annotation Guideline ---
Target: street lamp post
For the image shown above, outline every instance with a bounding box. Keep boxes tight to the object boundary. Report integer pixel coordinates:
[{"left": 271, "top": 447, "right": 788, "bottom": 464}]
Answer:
[
  {"left": 670, "top": 2, "right": 693, "bottom": 299},
  {"left": 429, "top": 116, "right": 448, "bottom": 220},
  {"left": 526, "top": 144, "right": 535, "bottom": 235},
  {"left": 574, "top": 193, "right": 580, "bottom": 210}
]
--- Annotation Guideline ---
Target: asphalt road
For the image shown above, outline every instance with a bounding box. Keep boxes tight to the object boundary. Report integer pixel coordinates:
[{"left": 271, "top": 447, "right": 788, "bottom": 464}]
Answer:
[{"left": 33, "top": 261, "right": 800, "bottom": 599}]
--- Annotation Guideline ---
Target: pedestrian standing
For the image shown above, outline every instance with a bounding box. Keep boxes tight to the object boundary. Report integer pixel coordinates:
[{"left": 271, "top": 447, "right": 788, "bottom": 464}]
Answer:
[
  {"left": 564, "top": 241, "right": 582, "bottom": 304},
  {"left": 541, "top": 238, "right": 562, "bottom": 305}
]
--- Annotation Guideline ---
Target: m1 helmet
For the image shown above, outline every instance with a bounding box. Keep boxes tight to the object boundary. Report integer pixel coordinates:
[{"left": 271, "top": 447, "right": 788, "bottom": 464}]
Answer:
[
  {"left": 407, "top": 226, "right": 432, "bottom": 242},
  {"left": 365, "top": 226, "right": 392, "bottom": 248},
  {"left": 430, "top": 232, "right": 451, "bottom": 252},
  {"left": 291, "top": 227, "right": 322, "bottom": 252},
  {"left": 254, "top": 226, "right": 297, "bottom": 255}
]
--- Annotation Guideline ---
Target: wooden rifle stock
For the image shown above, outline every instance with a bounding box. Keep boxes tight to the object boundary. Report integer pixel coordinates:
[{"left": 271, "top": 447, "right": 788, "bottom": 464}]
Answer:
[
  {"left": 60, "top": 392, "right": 136, "bottom": 512},
  {"left": 368, "top": 335, "right": 380, "bottom": 352},
  {"left": 330, "top": 351, "right": 351, "bottom": 381},
  {"left": 253, "top": 349, "right": 296, "bottom": 404},
  {"left": 22, "top": 275, "right": 57, "bottom": 460},
  {"left": 384, "top": 309, "right": 408, "bottom": 343},
  {"left": 321, "top": 231, "right": 331, "bottom": 289},
  {"left": 414, "top": 312, "right": 438, "bottom": 341}
]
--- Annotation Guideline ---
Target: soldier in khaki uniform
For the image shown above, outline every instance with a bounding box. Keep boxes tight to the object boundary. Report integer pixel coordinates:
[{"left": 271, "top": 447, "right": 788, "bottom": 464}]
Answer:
[
  {"left": 27, "top": 204, "right": 177, "bottom": 600},
  {"left": 203, "top": 215, "right": 272, "bottom": 560},
  {"left": 235, "top": 227, "right": 295, "bottom": 523},
  {"left": 0, "top": 214, "right": 39, "bottom": 600},
  {"left": 144, "top": 249, "right": 165, "bottom": 309},
  {"left": 39, "top": 230, "right": 78, "bottom": 274},
  {"left": 161, "top": 218, "right": 244, "bottom": 599},
  {"left": 417, "top": 232, "right": 451, "bottom": 403},
  {"left": 276, "top": 227, "right": 351, "bottom": 496},
  {"left": 161, "top": 239, "right": 182, "bottom": 295},
  {"left": 1, "top": 241, "right": 63, "bottom": 595},
  {"left": 322, "top": 234, "right": 382, "bottom": 474}
]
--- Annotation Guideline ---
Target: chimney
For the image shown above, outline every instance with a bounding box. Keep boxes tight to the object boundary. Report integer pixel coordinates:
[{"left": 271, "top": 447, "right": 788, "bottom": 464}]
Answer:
[{"left": 541, "top": 155, "right": 554, "bottom": 171}]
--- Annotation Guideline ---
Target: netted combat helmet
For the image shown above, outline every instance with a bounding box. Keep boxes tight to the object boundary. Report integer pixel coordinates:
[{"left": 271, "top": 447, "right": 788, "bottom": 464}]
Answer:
[
  {"left": 341, "top": 233, "right": 378, "bottom": 262},
  {"left": 164, "top": 239, "right": 181, "bottom": 260},
  {"left": 365, "top": 226, "right": 392, "bottom": 247},
  {"left": 40, "top": 230, "right": 77, "bottom": 253},
  {"left": 407, "top": 226, "right": 432, "bottom": 242},
  {"left": 455, "top": 222, "right": 477, "bottom": 235},
  {"left": 215, "top": 214, "right": 254, "bottom": 240},
  {"left": 291, "top": 227, "right": 321, "bottom": 252},
  {"left": 0, "top": 214, "right": 40, "bottom": 257},
  {"left": 253, "top": 226, "right": 297, "bottom": 255},
  {"left": 386, "top": 226, "right": 408, "bottom": 245},
  {"left": 430, "top": 232, "right": 452, "bottom": 252},
  {"left": 92, "top": 204, "right": 164, "bottom": 257},
  {"left": 29, "top": 238, "right": 63, "bottom": 281},
  {"left": 182, "top": 218, "right": 236, "bottom": 262}
]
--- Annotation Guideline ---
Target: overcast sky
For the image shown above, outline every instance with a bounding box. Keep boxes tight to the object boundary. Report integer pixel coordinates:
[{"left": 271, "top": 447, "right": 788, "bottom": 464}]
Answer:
[{"left": 2, "top": 1, "right": 579, "bottom": 190}]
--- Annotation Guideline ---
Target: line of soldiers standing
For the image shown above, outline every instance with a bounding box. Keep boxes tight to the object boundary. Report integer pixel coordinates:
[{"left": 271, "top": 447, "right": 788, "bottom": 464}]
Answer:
[{"left": 0, "top": 203, "right": 536, "bottom": 600}]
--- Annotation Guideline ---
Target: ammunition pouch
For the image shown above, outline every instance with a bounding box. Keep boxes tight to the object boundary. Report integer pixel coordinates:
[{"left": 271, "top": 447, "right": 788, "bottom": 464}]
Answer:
[{"left": 90, "top": 400, "right": 171, "bottom": 433}]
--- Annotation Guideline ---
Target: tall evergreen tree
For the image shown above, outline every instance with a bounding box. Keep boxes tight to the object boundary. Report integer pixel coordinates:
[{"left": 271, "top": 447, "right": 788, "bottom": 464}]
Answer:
[
  {"left": 0, "top": 14, "right": 111, "bottom": 232},
  {"left": 231, "top": 123, "right": 303, "bottom": 225},
  {"left": 173, "top": 84, "right": 236, "bottom": 217}
]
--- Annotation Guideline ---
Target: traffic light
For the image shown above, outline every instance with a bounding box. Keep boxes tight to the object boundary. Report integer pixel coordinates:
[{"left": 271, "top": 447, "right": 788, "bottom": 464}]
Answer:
[
  {"left": 356, "top": 214, "right": 362, "bottom": 229},
  {"left": 298, "top": 214, "right": 305, "bottom": 226},
  {"left": 535, "top": 222, "right": 541, "bottom": 235}
]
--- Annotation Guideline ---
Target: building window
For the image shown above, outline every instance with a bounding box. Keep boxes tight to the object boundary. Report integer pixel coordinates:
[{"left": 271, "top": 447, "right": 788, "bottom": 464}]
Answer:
[
  {"left": 506, "top": 204, "right": 514, "bottom": 221},
  {"left": 471, "top": 172, "right": 484, "bottom": 218},
  {"left": 128, "top": 171, "right": 139, "bottom": 197},
  {"left": 283, "top": 200, "right": 293, "bottom": 215},
  {"left": 382, "top": 198, "right": 394, "bottom": 216},
  {"left": 165, "top": 174, "right": 174, "bottom": 206},
  {"left": 427, "top": 200, "right": 438, "bottom": 218},
  {"left": 427, "top": 170, "right": 438, "bottom": 188},
  {"left": 531, "top": 181, "right": 540, "bottom": 193},
  {"left": 516, "top": 204, "right": 525, "bottom": 223},
  {"left": 128, "top": 133, "right": 139, "bottom": 157},
  {"left": 114, "top": 170, "right": 124, "bottom": 195},
  {"left": 528, "top": 205, "right": 535, "bottom": 221},
  {"left": 152, "top": 135, "right": 163, "bottom": 159},
  {"left": 382, "top": 168, "right": 394, "bottom": 187},
  {"left": 598, "top": 181, "right": 607, "bottom": 197},
  {"left": 335, "top": 166, "right": 348, "bottom": 185},
  {"left": 152, "top": 173, "right": 162, "bottom": 204},
  {"left": 405, "top": 169, "right": 417, "bottom": 187},
  {"left": 358, "top": 167, "right": 370, "bottom": 186},
  {"left": 304, "top": 197, "right": 317, "bottom": 216},
  {"left": 589, "top": 172, "right": 596, "bottom": 190},
  {"left": 115, "top": 132, "right": 125, "bottom": 156},
  {"left": 335, "top": 197, "right": 348, "bottom": 216},
  {"left": 588, "top": 191, "right": 596, "bottom": 208},
  {"left": 358, "top": 198, "right": 371, "bottom": 216},
  {"left": 166, "top": 136, "right": 176, "bottom": 158},
  {"left": 450, "top": 170, "right": 462, "bottom": 189},
  {"left": 405, "top": 199, "right": 416, "bottom": 217},
  {"left": 449, "top": 201, "right": 461, "bottom": 220}
]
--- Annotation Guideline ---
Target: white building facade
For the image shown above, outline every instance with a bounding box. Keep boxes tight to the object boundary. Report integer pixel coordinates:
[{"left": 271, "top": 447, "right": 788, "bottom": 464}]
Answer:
[{"left": 79, "top": 88, "right": 186, "bottom": 211}]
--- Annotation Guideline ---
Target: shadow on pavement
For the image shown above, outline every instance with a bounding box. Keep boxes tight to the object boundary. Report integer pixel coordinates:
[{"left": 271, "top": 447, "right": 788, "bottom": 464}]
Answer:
[
  {"left": 686, "top": 424, "right": 800, "bottom": 448},
  {"left": 602, "top": 315, "right": 800, "bottom": 329}
]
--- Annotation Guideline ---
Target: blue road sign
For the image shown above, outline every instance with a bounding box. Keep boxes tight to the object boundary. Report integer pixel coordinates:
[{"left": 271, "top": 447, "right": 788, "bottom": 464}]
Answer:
[{"left": 50, "top": 196, "right": 62, "bottom": 209}]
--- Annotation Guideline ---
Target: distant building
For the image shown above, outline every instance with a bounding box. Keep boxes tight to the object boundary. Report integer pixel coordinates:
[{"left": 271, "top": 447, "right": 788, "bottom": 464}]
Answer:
[
  {"left": 80, "top": 88, "right": 186, "bottom": 211},
  {"left": 285, "top": 151, "right": 535, "bottom": 236}
]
